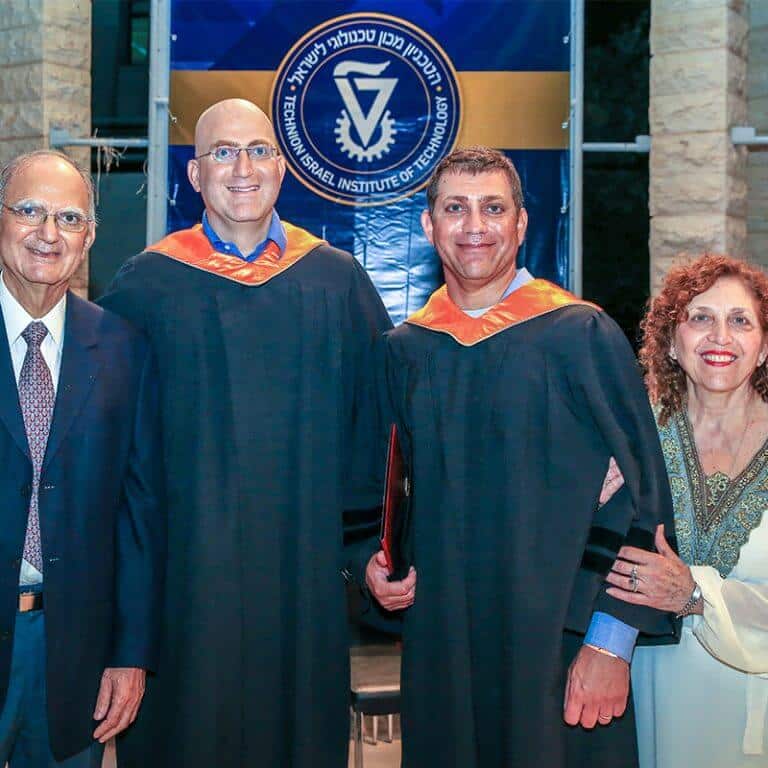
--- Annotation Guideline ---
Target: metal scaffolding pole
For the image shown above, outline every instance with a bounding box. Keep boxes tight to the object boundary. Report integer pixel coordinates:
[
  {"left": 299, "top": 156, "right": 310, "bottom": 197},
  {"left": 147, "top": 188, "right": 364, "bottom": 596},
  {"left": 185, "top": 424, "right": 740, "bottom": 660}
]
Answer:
[
  {"left": 146, "top": 0, "right": 171, "bottom": 245},
  {"left": 583, "top": 135, "right": 651, "bottom": 153},
  {"left": 49, "top": 129, "right": 149, "bottom": 150},
  {"left": 569, "top": 0, "right": 585, "bottom": 296},
  {"left": 731, "top": 126, "right": 768, "bottom": 147}
]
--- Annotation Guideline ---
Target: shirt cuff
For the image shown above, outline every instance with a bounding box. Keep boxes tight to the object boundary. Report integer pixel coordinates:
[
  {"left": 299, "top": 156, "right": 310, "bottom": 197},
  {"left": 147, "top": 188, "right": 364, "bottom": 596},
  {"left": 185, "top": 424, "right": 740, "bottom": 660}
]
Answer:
[{"left": 584, "top": 611, "right": 638, "bottom": 663}]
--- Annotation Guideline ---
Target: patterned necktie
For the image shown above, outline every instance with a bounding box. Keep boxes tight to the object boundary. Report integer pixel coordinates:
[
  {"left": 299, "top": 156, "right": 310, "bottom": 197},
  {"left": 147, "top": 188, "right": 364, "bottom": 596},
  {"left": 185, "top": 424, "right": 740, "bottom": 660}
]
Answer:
[{"left": 18, "top": 321, "right": 55, "bottom": 573}]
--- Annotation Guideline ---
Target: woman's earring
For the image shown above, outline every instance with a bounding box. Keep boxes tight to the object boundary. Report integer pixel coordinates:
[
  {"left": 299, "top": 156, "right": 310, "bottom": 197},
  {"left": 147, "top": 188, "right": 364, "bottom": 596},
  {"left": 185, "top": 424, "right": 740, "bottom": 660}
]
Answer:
[{"left": 669, "top": 346, "right": 678, "bottom": 361}]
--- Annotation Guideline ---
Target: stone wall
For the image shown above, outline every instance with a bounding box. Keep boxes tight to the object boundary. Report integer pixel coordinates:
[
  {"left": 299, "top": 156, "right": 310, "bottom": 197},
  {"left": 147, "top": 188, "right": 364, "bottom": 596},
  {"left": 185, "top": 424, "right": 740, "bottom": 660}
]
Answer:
[
  {"left": 0, "top": 0, "right": 92, "bottom": 296},
  {"left": 747, "top": 1, "right": 768, "bottom": 268},
  {"left": 649, "top": 0, "right": 749, "bottom": 293}
]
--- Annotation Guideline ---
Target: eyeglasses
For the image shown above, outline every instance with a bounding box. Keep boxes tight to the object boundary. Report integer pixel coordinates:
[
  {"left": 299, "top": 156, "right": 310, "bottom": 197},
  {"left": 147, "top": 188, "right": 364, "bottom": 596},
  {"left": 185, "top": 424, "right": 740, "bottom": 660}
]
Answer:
[
  {"left": 194, "top": 145, "right": 280, "bottom": 163},
  {"left": 1, "top": 203, "right": 92, "bottom": 233}
]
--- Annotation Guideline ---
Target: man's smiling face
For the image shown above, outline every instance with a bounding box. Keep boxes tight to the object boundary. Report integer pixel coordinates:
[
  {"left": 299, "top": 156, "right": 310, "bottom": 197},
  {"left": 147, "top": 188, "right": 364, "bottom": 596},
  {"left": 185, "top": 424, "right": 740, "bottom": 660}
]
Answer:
[
  {"left": 421, "top": 169, "right": 528, "bottom": 295},
  {"left": 187, "top": 101, "right": 286, "bottom": 242},
  {"left": 0, "top": 155, "right": 93, "bottom": 300}
]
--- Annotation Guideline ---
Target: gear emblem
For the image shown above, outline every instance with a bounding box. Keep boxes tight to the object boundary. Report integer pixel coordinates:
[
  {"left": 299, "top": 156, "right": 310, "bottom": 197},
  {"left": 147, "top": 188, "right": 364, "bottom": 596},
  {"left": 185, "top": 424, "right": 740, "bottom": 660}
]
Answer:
[
  {"left": 271, "top": 13, "right": 460, "bottom": 205},
  {"left": 335, "top": 110, "right": 397, "bottom": 162}
]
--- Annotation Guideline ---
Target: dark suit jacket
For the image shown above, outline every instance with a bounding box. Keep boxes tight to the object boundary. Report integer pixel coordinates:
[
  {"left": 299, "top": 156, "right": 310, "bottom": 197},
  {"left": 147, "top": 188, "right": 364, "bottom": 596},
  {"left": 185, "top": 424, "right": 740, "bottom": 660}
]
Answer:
[{"left": 0, "top": 292, "right": 164, "bottom": 761}]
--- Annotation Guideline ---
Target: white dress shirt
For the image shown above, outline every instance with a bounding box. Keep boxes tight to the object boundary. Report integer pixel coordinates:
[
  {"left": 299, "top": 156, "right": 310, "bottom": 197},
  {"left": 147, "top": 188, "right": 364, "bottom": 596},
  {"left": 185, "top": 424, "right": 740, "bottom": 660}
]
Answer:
[{"left": 0, "top": 272, "right": 66, "bottom": 585}]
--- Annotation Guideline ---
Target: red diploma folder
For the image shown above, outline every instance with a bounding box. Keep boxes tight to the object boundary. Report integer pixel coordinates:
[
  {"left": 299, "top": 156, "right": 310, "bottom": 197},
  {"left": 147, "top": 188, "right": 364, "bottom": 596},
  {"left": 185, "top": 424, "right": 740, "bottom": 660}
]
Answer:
[{"left": 380, "top": 423, "right": 411, "bottom": 579}]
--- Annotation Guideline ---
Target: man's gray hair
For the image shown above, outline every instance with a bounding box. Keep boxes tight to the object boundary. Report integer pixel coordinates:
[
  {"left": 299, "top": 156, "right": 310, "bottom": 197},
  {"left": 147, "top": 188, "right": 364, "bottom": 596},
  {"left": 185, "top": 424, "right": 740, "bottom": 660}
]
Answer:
[{"left": 0, "top": 149, "right": 96, "bottom": 221}]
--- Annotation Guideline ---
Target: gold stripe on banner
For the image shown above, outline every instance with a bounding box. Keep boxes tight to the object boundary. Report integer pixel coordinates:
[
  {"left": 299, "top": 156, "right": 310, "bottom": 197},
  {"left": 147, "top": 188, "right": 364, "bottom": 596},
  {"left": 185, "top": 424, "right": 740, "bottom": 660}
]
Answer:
[
  {"left": 169, "top": 71, "right": 276, "bottom": 146},
  {"left": 169, "top": 70, "right": 569, "bottom": 150},
  {"left": 456, "top": 71, "right": 569, "bottom": 150}
]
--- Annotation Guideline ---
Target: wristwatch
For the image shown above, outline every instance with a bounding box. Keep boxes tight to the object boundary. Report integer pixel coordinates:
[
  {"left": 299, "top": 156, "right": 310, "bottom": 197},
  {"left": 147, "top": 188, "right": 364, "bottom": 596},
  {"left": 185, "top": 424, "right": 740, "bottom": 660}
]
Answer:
[{"left": 676, "top": 582, "right": 702, "bottom": 618}]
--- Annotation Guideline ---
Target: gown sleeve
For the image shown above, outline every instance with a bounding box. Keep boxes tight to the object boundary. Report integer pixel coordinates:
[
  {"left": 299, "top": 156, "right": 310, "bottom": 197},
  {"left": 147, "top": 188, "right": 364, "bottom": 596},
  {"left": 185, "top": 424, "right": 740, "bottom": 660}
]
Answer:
[
  {"left": 562, "top": 310, "right": 679, "bottom": 639},
  {"left": 99, "top": 256, "right": 167, "bottom": 666},
  {"left": 341, "top": 259, "right": 393, "bottom": 585},
  {"left": 690, "top": 564, "right": 768, "bottom": 674},
  {"left": 97, "top": 253, "right": 156, "bottom": 332},
  {"left": 111, "top": 339, "right": 166, "bottom": 670}
]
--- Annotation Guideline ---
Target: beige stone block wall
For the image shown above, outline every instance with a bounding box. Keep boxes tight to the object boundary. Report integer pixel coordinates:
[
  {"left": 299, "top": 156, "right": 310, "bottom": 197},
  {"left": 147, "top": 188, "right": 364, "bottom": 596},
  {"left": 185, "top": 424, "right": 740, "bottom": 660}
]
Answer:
[
  {"left": 747, "top": 1, "right": 768, "bottom": 268},
  {"left": 650, "top": 0, "right": 749, "bottom": 292},
  {"left": 0, "top": 0, "right": 92, "bottom": 296}
]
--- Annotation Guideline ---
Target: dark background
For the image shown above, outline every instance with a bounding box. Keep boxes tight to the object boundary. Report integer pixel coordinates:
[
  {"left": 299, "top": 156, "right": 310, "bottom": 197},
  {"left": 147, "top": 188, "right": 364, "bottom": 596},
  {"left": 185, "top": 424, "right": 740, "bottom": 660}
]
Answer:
[
  {"left": 583, "top": 1, "right": 650, "bottom": 347},
  {"left": 90, "top": 0, "right": 651, "bottom": 344},
  {"left": 89, "top": 0, "right": 652, "bottom": 640}
]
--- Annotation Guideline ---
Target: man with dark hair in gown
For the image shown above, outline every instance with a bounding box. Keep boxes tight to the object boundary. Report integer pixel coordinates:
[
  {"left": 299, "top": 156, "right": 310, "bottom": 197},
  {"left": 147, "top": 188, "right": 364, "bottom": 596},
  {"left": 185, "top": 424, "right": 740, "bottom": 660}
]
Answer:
[{"left": 366, "top": 147, "right": 679, "bottom": 768}]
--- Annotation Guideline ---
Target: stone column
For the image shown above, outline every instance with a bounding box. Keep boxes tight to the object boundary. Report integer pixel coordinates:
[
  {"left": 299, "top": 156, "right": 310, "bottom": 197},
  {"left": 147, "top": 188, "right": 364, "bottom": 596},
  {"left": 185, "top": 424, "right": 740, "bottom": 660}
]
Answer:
[
  {"left": 0, "top": 0, "right": 92, "bottom": 296},
  {"left": 649, "top": 0, "right": 749, "bottom": 294},
  {"left": 747, "top": 2, "right": 768, "bottom": 268}
]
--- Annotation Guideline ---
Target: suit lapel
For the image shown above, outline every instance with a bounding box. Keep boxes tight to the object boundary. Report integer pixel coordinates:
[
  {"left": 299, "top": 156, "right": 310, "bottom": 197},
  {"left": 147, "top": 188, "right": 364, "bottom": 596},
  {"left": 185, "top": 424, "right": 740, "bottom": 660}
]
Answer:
[
  {"left": 43, "top": 293, "right": 101, "bottom": 472},
  {"left": 0, "top": 325, "right": 30, "bottom": 460}
]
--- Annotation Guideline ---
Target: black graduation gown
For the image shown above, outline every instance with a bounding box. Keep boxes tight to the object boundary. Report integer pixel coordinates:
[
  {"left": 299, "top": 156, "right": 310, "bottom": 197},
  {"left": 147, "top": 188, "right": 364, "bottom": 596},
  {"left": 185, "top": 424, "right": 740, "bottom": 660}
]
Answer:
[
  {"left": 383, "top": 281, "right": 678, "bottom": 768},
  {"left": 98, "top": 222, "right": 392, "bottom": 768}
]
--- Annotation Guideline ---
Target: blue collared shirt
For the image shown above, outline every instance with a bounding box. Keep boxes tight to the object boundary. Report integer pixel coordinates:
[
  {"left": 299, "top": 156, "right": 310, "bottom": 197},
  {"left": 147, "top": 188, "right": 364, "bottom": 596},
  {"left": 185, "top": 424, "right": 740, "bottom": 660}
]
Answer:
[
  {"left": 202, "top": 210, "right": 287, "bottom": 262},
  {"left": 502, "top": 266, "right": 534, "bottom": 297},
  {"left": 462, "top": 268, "right": 535, "bottom": 318}
]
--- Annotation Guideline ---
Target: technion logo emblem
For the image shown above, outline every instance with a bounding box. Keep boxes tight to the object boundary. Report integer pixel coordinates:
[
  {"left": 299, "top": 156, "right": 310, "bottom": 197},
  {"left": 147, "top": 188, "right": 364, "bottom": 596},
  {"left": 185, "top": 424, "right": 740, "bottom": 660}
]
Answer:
[{"left": 271, "top": 13, "right": 462, "bottom": 207}]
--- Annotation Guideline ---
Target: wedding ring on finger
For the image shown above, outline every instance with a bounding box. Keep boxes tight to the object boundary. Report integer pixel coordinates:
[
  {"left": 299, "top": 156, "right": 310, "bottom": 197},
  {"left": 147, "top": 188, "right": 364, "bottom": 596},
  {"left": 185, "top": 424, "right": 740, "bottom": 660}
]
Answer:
[
  {"left": 629, "top": 564, "right": 639, "bottom": 593},
  {"left": 598, "top": 714, "right": 612, "bottom": 724}
]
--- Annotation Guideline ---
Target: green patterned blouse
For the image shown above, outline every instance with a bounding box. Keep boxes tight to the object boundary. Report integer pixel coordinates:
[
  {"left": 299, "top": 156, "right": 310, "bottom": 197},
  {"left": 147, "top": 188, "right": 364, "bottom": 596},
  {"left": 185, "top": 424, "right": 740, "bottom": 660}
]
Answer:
[{"left": 657, "top": 409, "right": 768, "bottom": 578}]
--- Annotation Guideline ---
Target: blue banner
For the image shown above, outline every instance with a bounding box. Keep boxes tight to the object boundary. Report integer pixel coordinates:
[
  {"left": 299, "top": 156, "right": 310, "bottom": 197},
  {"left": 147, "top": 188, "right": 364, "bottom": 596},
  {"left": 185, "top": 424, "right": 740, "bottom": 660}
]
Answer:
[{"left": 169, "top": 0, "right": 571, "bottom": 322}]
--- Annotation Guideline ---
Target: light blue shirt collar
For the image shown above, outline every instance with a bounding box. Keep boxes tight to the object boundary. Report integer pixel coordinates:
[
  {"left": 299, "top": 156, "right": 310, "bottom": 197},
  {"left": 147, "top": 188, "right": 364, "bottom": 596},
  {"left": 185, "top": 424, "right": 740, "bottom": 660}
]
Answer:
[
  {"left": 462, "top": 268, "right": 536, "bottom": 318},
  {"left": 201, "top": 210, "right": 287, "bottom": 262},
  {"left": 501, "top": 267, "right": 535, "bottom": 300}
]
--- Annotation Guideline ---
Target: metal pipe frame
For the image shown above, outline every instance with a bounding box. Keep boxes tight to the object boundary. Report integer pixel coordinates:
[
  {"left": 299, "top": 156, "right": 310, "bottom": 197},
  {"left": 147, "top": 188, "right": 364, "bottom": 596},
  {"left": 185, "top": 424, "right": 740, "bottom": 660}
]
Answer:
[
  {"left": 583, "top": 135, "right": 650, "bottom": 153},
  {"left": 569, "top": 0, "right": 585, "bottom": 296},
  {"left": 146, "top": 0, "right": 171, "bottom": 245},
  {"left": 731, "top": 126, "right": 768, "bottom": 147},
  {"left": 49, "top": 128, "right": 148, "bottom": 149}
]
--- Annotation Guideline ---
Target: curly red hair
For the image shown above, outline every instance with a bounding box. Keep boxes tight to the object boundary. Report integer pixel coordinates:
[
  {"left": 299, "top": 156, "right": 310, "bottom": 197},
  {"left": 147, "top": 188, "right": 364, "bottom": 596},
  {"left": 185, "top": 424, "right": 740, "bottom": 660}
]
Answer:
[{"left": 639, "top": 253, "right": 768, "bottom": 425}]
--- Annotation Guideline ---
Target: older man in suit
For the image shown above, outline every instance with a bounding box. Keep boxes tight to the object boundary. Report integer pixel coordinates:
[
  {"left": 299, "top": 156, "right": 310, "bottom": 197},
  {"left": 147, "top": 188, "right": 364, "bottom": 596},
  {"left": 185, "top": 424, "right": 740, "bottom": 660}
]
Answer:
[{"left": 0, "top": 150, "right": 163, "bottom": 768}]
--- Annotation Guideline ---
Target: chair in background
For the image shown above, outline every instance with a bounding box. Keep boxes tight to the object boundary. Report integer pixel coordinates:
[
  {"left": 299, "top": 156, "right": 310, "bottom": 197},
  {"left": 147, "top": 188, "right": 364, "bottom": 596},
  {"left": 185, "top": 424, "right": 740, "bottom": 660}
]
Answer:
[{"left": 349, "top": 644, "right": 401, "bottom": 768}]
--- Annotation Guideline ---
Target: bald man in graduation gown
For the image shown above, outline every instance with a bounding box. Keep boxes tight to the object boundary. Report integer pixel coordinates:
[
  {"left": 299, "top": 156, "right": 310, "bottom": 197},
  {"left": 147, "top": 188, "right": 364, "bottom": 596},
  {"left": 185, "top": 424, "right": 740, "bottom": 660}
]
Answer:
[
  {"left": 99, "top": 100, "right": 392, "bottom": 768},
  {"left": 367, "top": 148, "right": 678, "bottom": 768}
]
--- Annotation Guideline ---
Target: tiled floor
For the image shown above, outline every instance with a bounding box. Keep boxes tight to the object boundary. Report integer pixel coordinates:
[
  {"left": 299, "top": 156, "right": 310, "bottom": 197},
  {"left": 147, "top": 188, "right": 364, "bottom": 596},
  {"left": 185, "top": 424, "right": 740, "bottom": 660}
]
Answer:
[
  {"left": 347, "top": 737, "right": 400, "bottom": 768},
  {"left": 347, "top": 712, "right": 401, "bottom": 768}
]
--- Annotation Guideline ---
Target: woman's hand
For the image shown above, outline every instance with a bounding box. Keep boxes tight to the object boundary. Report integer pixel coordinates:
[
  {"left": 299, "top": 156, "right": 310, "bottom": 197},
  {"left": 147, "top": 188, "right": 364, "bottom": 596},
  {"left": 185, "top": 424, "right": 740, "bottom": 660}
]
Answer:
[{"left": 605, "top": 524, "right": 699, "bottom": 614}]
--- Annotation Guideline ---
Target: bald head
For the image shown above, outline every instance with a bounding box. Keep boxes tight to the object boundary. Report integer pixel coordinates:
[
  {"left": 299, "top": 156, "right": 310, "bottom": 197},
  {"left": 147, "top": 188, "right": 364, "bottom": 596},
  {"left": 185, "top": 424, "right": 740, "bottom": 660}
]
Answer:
[{"left": 194, "top": 99, "right": 277, "bottom": 156}]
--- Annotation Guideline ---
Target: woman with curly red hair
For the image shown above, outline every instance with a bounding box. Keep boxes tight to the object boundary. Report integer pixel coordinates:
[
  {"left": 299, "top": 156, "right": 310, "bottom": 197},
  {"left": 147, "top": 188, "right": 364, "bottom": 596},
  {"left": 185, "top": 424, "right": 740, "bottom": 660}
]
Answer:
[{"left": 605, "top": 254, "right": 768, "bottom": 767}]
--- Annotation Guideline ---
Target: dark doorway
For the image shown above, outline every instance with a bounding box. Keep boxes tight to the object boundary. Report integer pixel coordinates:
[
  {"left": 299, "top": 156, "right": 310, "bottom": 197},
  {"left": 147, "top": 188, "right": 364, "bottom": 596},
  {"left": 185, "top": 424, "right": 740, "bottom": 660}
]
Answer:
[{"left": 583, "top": 1, "right": 650, "bottom": 347}]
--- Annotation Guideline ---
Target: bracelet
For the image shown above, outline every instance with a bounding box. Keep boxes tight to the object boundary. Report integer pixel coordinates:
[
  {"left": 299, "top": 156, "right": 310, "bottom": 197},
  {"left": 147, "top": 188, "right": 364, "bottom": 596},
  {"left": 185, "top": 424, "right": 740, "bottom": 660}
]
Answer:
[
  {"left": 584, "top": 643, "right": 620, "bottom": 660},
  {"left": 676, "top": 582, "right": 702, "bottom": 618}
]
